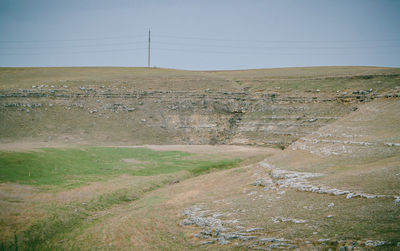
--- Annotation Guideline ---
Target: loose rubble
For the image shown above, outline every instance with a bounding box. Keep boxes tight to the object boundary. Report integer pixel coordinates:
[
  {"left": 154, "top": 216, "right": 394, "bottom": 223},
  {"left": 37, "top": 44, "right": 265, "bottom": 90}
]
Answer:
[
  {"left": 180, "top": 204, "right": 394, "bottom": 249},
  {"left": 257, "top": 162, "right": 400, "bottom": 203},
  {"left": 180, "top": 204, "right": 300, "bottom": 249},
  {"left": 271, "top": 216, "right": 307, "bottom": 224}
]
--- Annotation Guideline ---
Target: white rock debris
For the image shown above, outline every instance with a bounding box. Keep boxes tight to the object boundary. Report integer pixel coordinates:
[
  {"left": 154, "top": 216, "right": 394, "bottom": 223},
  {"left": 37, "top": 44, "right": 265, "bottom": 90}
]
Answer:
[
  {"left": 365, "top": 240, "right": 389, "bottom": 247},
  {"left": 180, "top": 204, "right": 395, "bottom": 249},
  {"left": 180, "top": 204, "right": 299, "bottom": 248},
  {"left": 271, "top": 216, "right": 307, "bottom": 224},
  {"left": 258, "top": 162, "right": 400, "bottom": 203}
]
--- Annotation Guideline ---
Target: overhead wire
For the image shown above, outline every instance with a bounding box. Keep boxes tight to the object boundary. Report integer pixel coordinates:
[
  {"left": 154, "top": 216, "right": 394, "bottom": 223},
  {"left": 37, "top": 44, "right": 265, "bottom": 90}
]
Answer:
[
  {"left": 154, "top": 34, "right": 400, "bottom": 43},
  {"left": 0, "top": 35, "right": 146, "bottom": 43},
  {"left": 0, "top": 41, "right": 147, "bottom": 50},
  {"left": 151, "top": 41, "right": 400, "bottom": 50},
  {"left": 0, "top": 48, "right": 147, "bottom": 56},
  {"left": 0, "top": 33, "right": 399, "bottom": 56},
  {"left": 151, "top": 47, "right": 398, "bottom": 56}
]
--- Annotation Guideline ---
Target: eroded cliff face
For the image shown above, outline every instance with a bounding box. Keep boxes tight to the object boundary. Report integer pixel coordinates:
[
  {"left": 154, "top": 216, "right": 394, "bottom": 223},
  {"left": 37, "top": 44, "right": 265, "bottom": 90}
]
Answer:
[{"left": 2, "top": 85, "right": 396, "bottom": 147}]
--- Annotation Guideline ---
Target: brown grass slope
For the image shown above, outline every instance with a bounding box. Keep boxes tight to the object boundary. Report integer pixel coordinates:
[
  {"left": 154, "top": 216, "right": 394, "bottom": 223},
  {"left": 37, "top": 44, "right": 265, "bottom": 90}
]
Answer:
[
  {"left": 39, "top": 98, "right": 400, "bottom": 250},
  {"left": 1, "top": 66, "right": 399, "bottom": 147}
]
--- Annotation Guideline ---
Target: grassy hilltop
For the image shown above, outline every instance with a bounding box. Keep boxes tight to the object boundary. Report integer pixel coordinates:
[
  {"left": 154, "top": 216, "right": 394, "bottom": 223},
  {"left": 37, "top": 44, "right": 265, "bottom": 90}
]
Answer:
[{"left": 1, "top": 66, "right": 399, "bottom": 91}]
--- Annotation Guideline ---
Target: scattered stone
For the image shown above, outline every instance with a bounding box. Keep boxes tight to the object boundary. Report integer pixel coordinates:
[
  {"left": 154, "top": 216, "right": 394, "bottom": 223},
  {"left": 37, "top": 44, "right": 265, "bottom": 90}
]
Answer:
[
  {"left": 385, "top": 142, "right": 400, "bottom": 147},
  {"left": 260, "top": 162, "right": 397, "bottom": 202},
  {"left": 260, "top": 238, "right": 286, "bottom": 243},
  {"left": 238, "top": 235, "right": 257, "bottom": 241},
  {"left": 352, "top": 90, "right": 371, "bottom": 95},
  {"left": 272, "top": 216, "right": 307, "bottom": 224},
  {"left": 246, "top": 228, "right": 263, "bottom": 232},
  {"left": 365, "top": 240, "right": 388, "bottom": 247},
  {"left": 269, "top": 243, "right": 281, "bottom": 248},
  {"left": 180, "top": 219, "right": 193, "bottom": 226},
  {"left": 328, "top": 202, "right": 335, "bottom": 208},
  {"left": 217, "top": 237, "right": 231, "bottom": 245},
  {"left": 220, "top": 233, "right": 240, "bottom": 240},
  {"left": 201, "top": 240, "right": 215, "bottom": 245},
  {"left": 346, "top": 193, "right": 358, "bottom": 199},
  {"left": 253, "top": 178, "right": 273, "bottom": 187}
]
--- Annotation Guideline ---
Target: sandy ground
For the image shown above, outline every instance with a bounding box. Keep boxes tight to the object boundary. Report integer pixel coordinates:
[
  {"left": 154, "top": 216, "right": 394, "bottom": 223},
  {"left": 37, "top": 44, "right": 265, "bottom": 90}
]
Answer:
[
  {"left": 0, "top": 141, "right": 279, "bottom": 156},
  {"left": 114, "top": 144, "right": 279, "bottom": 156}
]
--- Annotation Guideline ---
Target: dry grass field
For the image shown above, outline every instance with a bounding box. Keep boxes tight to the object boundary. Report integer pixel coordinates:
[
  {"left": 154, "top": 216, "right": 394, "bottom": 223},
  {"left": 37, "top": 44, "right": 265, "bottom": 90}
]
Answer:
[{"left": 0, "top": 66, "right": 399, "bottom": 250}]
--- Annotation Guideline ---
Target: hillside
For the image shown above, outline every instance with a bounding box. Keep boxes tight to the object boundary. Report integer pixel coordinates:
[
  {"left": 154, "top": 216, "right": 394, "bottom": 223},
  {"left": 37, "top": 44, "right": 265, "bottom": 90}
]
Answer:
[
  {"left": 0, "top": 66, "right": 400, "bottom": 250},
  {"left": 1, "top": 66, "right": 399, "bottom": 147}
]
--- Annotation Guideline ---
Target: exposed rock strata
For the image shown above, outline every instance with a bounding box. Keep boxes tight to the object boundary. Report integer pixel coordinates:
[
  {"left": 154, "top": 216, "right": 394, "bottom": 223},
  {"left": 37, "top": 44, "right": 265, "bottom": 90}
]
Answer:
[{"left": 2, "top": 87, "right": 395, "bottom": 146}]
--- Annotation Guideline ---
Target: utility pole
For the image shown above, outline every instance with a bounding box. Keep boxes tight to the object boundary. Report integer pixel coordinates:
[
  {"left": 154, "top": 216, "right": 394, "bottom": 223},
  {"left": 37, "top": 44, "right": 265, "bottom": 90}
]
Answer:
[{"left": 148, "top": 29, "right": 151, "bottom": 68}]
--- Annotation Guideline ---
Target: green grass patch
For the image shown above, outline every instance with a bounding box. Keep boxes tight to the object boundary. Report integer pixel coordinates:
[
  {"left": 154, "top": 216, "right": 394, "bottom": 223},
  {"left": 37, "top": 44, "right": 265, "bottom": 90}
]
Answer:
[
  {"left": 0, "top": 146, "right": 241, "bottom": 250},
  {"left": 0, "top": 147, "right": 240, "bottom": 188}
]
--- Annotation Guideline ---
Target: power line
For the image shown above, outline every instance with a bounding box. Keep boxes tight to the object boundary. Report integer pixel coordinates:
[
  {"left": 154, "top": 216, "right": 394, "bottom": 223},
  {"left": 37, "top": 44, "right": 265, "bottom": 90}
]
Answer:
[
  {"left": 0, "top": 48, "right": 147, "bottom": 56},
  {"left": 0, "top": 32, "right": 399, "bottom": 64},
  {"left": 2, "top": 39, "right": 398, "bottom": 52},
  {"left": 0, "top": 35, "right": 146, "bottom": 43},
  {"left": 151, "top": 47, "right": 399, "bottom": 56},
  {"left": 1, "top": 46, "right": 399, "bottom": 56},
  {"left": 1, "top": 33, "right": 399, "bottom": 44},
  {"left": 0, "top": 41, "right": 146, "bottom": 50},
  {"left": 154, "top": 34, "right": 400, "bottom": 44},
  {"left": 151, "top": 41, "right": 400, "bottom": 50}
]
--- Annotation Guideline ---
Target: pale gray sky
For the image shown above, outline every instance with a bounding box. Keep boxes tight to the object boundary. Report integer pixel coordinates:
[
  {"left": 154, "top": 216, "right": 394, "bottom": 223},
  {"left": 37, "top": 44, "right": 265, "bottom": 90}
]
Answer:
[{"left": 0, "top": 0, "right": 399, "bottom": 70}]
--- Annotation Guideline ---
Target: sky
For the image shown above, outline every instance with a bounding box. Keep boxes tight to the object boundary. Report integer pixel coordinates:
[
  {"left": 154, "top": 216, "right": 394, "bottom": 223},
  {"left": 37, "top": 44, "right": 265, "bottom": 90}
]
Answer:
[{"left": 0, "top": 0, "right": 399, "bottom": 70}]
